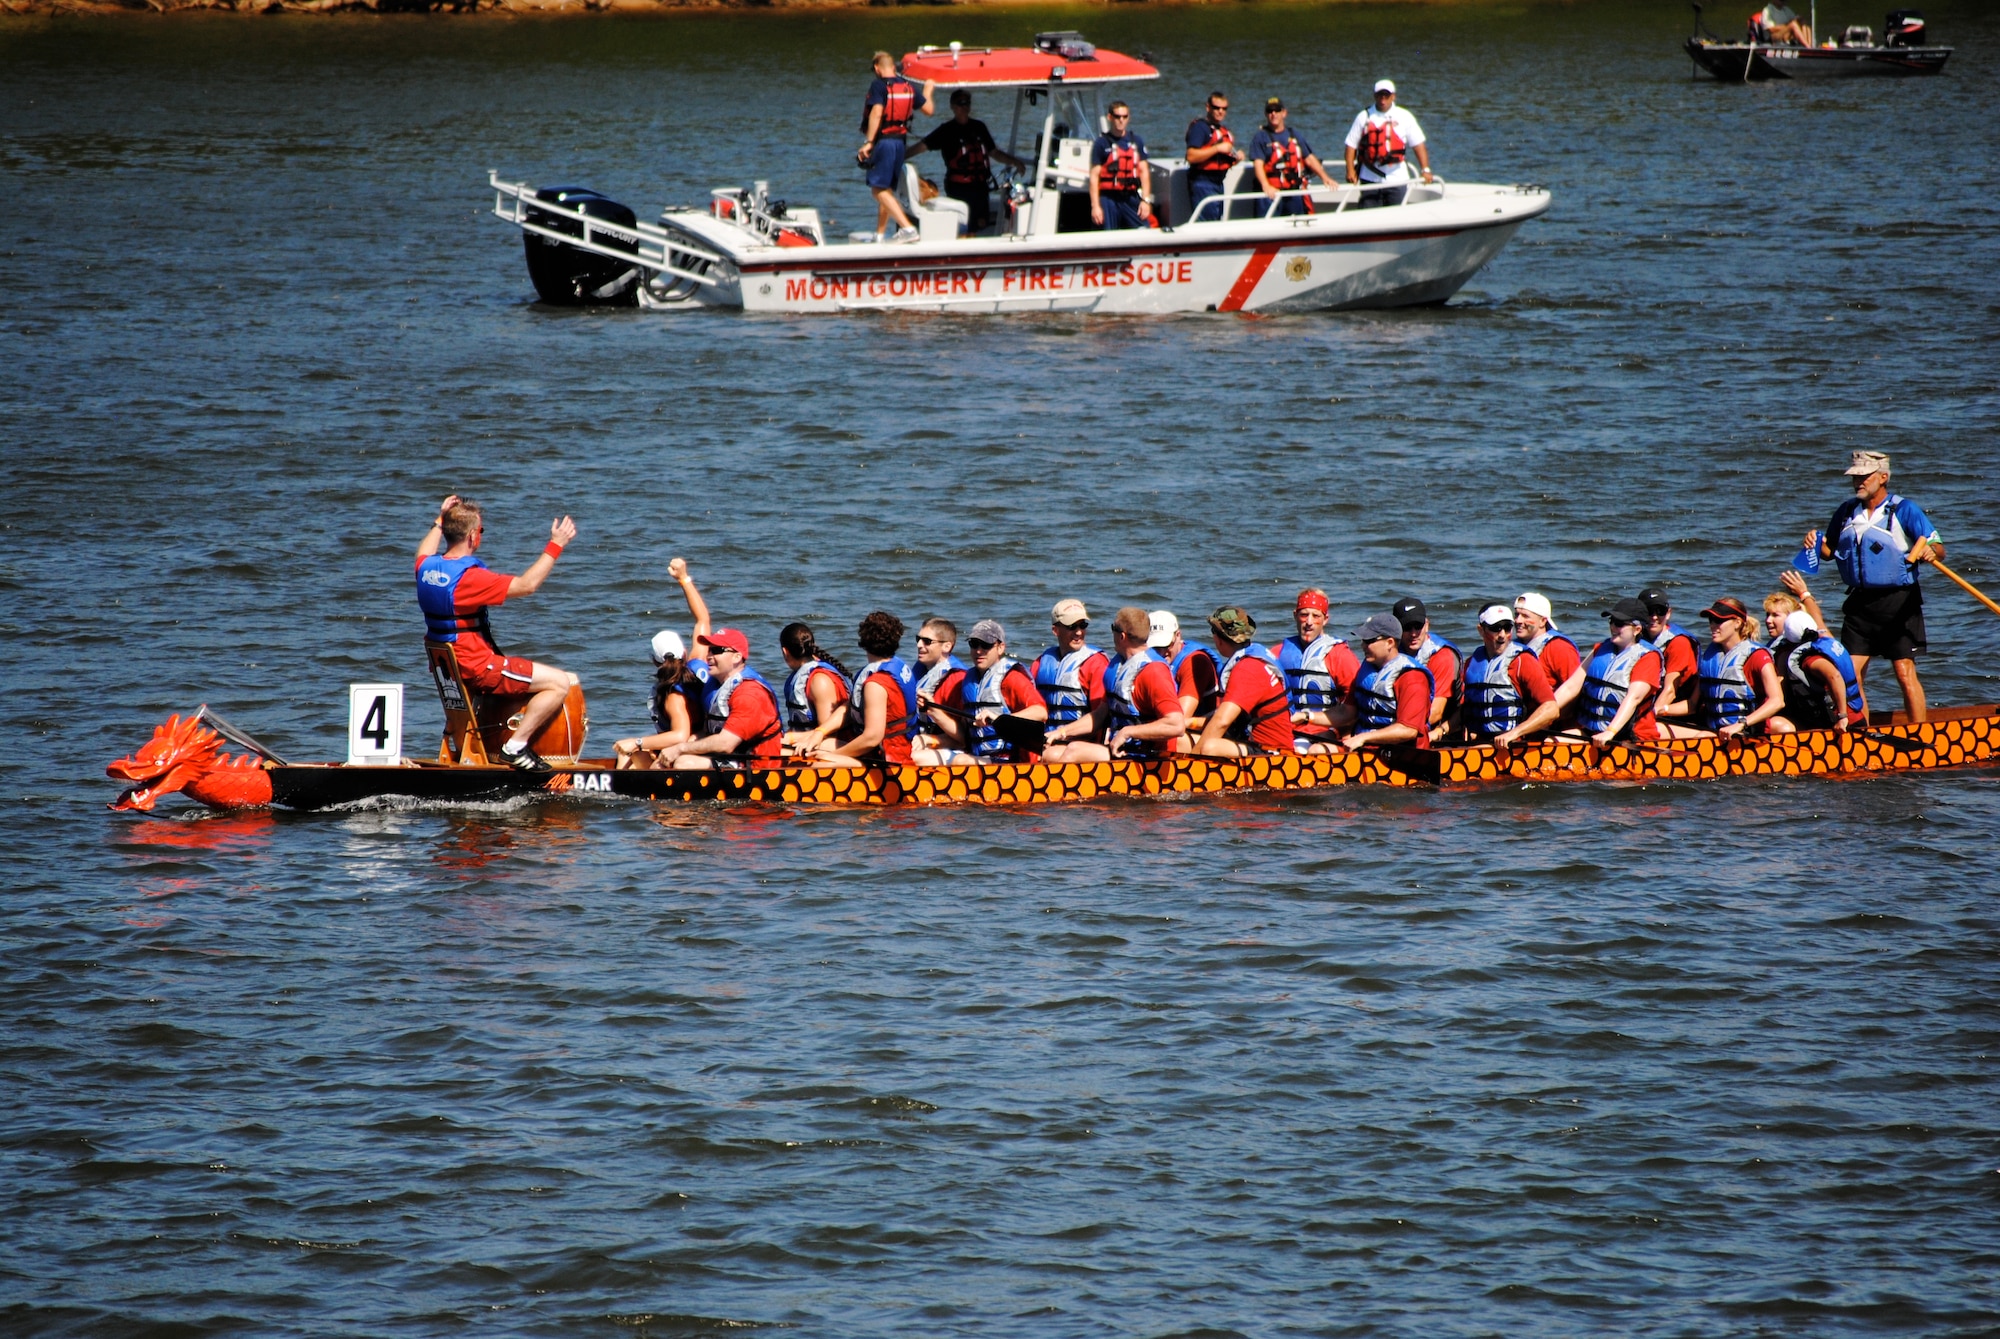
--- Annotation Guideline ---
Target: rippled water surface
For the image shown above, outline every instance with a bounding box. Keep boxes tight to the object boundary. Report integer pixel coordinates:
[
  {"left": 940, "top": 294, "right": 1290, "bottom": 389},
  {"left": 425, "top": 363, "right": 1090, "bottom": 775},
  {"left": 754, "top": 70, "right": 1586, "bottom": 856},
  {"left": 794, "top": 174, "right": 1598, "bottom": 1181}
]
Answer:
[{"left": 4, "top": 2, "right": 2000, "bottom": 1334}]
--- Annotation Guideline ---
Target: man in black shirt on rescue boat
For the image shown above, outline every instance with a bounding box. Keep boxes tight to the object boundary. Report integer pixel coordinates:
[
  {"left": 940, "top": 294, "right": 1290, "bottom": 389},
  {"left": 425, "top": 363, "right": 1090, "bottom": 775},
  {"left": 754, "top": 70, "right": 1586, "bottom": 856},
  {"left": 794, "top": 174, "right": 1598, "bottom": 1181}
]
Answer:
[{"left": 909, "top": 89, "right": 1026, "bottom": 236}]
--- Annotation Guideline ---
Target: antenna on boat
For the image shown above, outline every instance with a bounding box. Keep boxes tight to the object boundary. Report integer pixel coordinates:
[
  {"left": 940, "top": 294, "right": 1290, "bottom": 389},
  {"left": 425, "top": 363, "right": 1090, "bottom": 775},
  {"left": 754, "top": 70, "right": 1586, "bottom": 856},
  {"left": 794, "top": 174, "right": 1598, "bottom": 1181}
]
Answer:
[{"left": 194, "top": 705, "right": 290, "bottom": 765}]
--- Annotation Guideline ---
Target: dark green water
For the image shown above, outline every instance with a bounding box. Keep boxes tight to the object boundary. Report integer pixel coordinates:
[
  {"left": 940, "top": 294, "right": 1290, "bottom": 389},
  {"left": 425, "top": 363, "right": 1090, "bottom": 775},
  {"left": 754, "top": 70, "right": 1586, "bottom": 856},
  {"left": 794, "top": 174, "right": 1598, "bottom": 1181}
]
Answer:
[{"left": 4, "top": 3, "right": 1999, "bottom": 1335}]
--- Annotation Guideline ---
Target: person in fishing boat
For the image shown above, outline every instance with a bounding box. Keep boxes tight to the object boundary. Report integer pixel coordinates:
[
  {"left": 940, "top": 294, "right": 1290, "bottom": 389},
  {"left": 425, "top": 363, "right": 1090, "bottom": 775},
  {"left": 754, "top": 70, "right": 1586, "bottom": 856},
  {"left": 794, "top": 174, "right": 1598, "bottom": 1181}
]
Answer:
[
  {"left": 1343, "top": 80, "right": 1432, "bottom": 208},
  {"left": 1769, "top": 610, "right": 1867, "bottom": 733},
  {"left": 1192, "top": 607, "right": 1297, "bottom": 758},
  {"left": 1796, "top": 450, "right": 1942, "bottom": 724},
  {"left": 812, "top": 612, "right": 921, "bottom": 769},
  {"left": 858, "top": 50, "right": 937, "bottom": 243},
  {"left": 913, "top": 619, "right": 1047, "bottom": 766},
  {"left": 907, "top": 90, "right": 1025, "bottom": 235},
  {"left": 1751, "top": 2, "right": 1814, "bottom": 45},
  {"left": 1149, "top": 610, "right": 1221, "bottom": 736},
  {"left": 911, "top": 617, "right": 970, "bottom": 751},
  {"left": 1666, "top": 597, "right": 1786, "bottom": 739},
  {"left": 415, "top": 495, "right": 579, "bottom": 774},
  {"left": 1249, "top": 98, "right": 1338, "bottom": 218},
  {"left": 1577, "top": 598, "right": 1665, "bottom": 747},
  {"left": 1328, "top": 612, "right": 1435, "bottom": 752},
  {"left": 1636, "top": 586, "right": 1701, "bottom": 728},
  {"left": 777, "top": 622, "right": 853, "bottom": 756},
  {"left": 1035, "top": 599, "right": 1110, "bottom": 732},
  {"left": 1185, "top": 91, "right": 1244, "bottom": 222},
  {"left": 1273, "top": 588, "right": 1360, "bottom": 737},
  {"left": 656, "top": 628, "right": 784, "bottom": 769},
  {"left": 1089, "top": 101, "right": 1154, "bottom": 230},
  {"left": 1454, "top": 605, "right": 1561, "bottom": 748},
  {"left": 1392, "top": 597, "right": 1459, "bottom": 743},
  {"left": 1042, "top": 607, "right": 1187, "bottom": 762},
  {"left": 1513, "top": 592, "right": 1586, "bottom": 722},
  {"left": 613, "top": 556, "right": 714, "bottom": 769}
]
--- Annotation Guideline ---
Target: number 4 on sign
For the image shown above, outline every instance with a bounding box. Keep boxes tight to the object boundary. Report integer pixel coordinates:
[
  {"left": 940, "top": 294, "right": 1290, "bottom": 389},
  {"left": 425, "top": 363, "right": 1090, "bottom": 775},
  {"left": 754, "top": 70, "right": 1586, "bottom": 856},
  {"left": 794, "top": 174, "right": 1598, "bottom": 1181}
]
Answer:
[{"left": 348, "top": 684, "right": 404, "bottom": 765}]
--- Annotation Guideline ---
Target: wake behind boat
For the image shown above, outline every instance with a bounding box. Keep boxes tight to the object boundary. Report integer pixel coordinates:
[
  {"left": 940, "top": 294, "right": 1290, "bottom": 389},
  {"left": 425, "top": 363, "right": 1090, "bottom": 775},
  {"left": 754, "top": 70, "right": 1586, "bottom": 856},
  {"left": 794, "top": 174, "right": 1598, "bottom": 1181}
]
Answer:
[{"left": 489, "top": 34, "right": 1550, "bottom": 316}]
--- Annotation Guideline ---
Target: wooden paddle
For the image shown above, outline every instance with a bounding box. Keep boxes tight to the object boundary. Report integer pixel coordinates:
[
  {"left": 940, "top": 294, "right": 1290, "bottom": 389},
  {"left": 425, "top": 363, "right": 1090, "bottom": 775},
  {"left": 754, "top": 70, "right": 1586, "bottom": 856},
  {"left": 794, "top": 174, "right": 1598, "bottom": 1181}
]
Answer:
[
  {"left": 1289, "top": 727, "right": 1442, "bottom": 782},
  {"left": 1928, "top": 555, "right": 2000, "bottom": 620},
  {"left": 924, "top": 701, "right": 1048, "bottom": 752}
]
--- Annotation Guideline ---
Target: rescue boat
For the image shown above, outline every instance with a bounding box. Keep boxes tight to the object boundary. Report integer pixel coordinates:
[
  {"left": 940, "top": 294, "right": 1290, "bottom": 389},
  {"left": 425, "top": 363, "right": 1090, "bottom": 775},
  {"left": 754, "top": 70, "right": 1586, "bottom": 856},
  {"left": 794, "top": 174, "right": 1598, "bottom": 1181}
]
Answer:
[
  {"left": 107, "top": 703, "right": 2000, "bottom": 814},
  {"left": 489, "top": 32, "right": 1551, "bottom": 316}
]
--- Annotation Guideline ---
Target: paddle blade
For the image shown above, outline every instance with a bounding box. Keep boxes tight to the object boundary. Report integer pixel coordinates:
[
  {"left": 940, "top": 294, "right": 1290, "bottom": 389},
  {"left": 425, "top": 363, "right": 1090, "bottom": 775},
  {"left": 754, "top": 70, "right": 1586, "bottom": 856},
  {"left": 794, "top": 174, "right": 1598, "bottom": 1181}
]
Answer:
[
  {"left": 1860, "top": 729, "right": 1925, "bottom": 755},
  {"left": 1378, "top": 745, "right": 1442, "bottom": 784},
  {"left": 992, "top": 713, "right": 1048, "bottom": 753}
]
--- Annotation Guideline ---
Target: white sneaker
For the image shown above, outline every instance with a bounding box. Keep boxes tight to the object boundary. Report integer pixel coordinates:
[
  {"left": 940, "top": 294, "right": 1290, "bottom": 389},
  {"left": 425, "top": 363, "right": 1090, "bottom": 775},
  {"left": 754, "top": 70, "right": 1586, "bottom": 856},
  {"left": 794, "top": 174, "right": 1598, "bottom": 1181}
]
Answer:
[{"left": 893, "top": 226, "right": 921, "bottom": 243}]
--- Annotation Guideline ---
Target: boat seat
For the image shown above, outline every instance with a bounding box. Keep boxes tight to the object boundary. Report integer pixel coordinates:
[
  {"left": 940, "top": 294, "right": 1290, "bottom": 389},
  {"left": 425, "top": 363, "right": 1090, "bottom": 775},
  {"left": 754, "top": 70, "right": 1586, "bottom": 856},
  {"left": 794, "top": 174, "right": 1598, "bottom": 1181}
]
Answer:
[
  {"left": 424, "top": 640, "right": 521, "bottom": 765},
  {"left": 903, "top": 164, "right": 970, "bottom": 240}
]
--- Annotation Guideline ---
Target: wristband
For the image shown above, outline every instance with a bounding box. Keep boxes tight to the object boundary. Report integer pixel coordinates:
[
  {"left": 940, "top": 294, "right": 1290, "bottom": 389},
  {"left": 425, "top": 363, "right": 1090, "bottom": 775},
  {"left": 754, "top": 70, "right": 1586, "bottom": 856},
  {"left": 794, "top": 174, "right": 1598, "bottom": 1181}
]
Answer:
[{"left": 543, "top": 541, "right": 564, "bottom": 559}]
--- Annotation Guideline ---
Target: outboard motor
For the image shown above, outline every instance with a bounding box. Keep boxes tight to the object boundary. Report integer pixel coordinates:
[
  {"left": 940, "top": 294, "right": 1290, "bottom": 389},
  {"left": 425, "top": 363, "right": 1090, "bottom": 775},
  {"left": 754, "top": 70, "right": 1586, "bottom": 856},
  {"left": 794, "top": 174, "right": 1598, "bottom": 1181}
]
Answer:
[
  {"left": 1883, "top": 9, "right": 1926, "bottom": 46},
  {"left": 521, "top": 186, "right": 642, "bottom": 308}
]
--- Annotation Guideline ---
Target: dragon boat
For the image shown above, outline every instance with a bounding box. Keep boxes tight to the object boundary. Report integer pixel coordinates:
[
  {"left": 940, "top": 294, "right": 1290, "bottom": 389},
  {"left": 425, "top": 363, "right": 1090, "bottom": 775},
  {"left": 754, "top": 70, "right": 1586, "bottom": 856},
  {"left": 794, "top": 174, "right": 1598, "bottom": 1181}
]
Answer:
[
  {"left": 108, "top": 704, "right": 2000, "bottom": 814},
  {"left": 488, "top": 32, "right": 1550, "bottom": 316}
]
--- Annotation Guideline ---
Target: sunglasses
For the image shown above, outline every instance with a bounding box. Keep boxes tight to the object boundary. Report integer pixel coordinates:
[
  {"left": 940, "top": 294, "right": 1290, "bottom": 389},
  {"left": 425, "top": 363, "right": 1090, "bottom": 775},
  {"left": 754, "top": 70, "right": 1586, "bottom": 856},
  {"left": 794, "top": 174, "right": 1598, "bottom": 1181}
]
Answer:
[
  {"left": 968, "top": 640, "right": 995, "bottom": 653},
  {"left": 1056, "top": 620, "right": 1089, "bottom": 632},
  {"left": 1108, "top": 113, "right": 1130, "bottom": 121},
  {"left": 1209, "top": 103, "right": 1228, "bottom": 112},
  {"left": 915, "top": 635, "right": 940, "bottom": 646}
]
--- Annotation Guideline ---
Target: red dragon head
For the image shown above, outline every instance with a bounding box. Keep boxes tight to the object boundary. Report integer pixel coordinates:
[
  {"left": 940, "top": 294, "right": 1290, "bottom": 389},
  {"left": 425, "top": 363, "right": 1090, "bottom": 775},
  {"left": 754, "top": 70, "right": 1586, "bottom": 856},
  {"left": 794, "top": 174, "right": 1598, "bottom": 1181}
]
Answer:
[{"left": 107, "top": 713, "right": 274, "bottom": 812}]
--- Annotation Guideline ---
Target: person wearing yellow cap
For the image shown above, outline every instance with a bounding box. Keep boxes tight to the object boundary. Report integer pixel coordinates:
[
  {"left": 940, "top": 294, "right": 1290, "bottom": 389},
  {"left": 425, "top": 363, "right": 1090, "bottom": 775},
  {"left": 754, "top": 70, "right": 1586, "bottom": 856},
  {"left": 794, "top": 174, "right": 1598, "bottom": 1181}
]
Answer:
[
  {"left": 1043, "top": 607, "right": 1187, "bottom": 762},
  {"left": 1032, "top": 599, "right": 1109, "bottom": 731}
]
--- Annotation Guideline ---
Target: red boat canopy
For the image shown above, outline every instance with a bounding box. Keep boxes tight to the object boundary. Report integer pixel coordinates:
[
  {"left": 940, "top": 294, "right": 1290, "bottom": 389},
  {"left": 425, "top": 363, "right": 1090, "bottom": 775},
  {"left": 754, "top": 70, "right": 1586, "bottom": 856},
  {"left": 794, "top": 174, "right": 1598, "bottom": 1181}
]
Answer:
[{"left": 900, "top": 45, "right": 1160, "bottom": 88}]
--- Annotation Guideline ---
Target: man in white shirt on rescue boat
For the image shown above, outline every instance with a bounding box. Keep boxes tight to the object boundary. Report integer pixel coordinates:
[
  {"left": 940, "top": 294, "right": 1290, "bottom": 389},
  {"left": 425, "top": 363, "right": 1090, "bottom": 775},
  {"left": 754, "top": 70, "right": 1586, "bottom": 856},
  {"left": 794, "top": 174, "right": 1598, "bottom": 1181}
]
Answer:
[{"left": 1343, "top": 79, "right": 1433, "bottom": 209}]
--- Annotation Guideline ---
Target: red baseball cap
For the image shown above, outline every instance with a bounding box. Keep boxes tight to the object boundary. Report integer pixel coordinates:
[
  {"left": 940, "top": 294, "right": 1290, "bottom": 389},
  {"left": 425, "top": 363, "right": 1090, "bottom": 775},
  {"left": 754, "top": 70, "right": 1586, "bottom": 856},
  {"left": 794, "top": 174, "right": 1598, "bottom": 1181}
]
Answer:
[
  {"left": 697, "top": 628, "right": 750, "bottom": 656},
  {"left": 1295, "top": 589, "right": 1329, "bottom": 614}
]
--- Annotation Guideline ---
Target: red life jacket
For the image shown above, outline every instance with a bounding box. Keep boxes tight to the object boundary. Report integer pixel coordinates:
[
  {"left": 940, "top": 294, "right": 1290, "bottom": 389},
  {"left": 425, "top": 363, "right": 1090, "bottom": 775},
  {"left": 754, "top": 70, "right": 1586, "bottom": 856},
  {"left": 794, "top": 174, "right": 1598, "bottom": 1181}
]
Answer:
[
  {"left": 1098, "top": 137, "right": 1143, "bottom": 193},
  {"left": 943, "top": 127, "right": 991, "bottom": 185},
  {"left": 867, "top": 76, "right": 918, "bottom": 139},
  {"left": 1358, "top": 116, "right": 1407, "bottom": 172},
  {"left": 1261, "top": 131, "right": 1306, "bottom": 189},
  {"left": 1191, "top": 119, "right": 1235, "bottom": 180}
]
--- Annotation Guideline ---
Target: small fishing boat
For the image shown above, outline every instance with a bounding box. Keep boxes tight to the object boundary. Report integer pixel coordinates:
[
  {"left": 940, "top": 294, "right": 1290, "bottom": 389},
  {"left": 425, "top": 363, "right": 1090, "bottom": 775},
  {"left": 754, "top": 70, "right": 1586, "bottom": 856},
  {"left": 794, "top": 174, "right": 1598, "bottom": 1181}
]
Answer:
[
  {"left": 487, "top": 32, "right": 1550, "bottom": 315},
  {"left": 1685, "top": 4, "right": 1951, "bottom": 80},
  {"left": 107, "top": 703, "right": 2000, "bottom": 814}
]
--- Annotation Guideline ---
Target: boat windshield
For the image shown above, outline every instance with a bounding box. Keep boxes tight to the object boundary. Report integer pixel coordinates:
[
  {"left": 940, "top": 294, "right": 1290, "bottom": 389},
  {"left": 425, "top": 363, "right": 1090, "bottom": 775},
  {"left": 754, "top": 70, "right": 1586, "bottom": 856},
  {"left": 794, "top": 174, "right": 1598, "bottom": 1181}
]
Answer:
[{"left": 1006, "top": 85, "right": 1105, "bottom": 170}]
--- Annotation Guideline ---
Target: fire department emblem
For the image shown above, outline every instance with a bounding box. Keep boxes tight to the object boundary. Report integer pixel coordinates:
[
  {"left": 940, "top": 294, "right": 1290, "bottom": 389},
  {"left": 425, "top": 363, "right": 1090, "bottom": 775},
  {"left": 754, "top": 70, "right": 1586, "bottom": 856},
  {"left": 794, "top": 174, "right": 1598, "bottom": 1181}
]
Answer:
[{"left": 1285, "top": 256, "right": 1312, "bottom": 282}]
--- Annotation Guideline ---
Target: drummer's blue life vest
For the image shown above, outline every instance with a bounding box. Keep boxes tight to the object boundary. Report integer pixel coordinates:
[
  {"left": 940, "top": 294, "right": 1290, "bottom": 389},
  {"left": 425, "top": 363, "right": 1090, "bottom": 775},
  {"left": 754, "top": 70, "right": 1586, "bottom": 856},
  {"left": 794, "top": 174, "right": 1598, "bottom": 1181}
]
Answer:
[
  {"left": 417, "top": 553, "right": 495, "bottom": 645},
  {"left": 1034, "top": 644, "right": 1103, "bottom": 725},
  {"left": 1795, "top": 493, "right": 1937, "bottom": 590},
  {"left": 1580, "top": 641, "right": 1656, "bottom": 736},
  {"left": 783, "top": 659, "right": 852, "bottom": 732},
  {"left": 1169, "top": 644, "right": 1224, "bottom": 714},
  {"left": 1460, "top": 642, "right": 1527, "bottom": 739},
  {"left": 1104, "top": 649, "right": 1171, "bottom": 758},
  {"left": 1218, "top": 643, "right": 1290, "bottom": 741},
  {"left": 1694, "top": 640, "right": 1760, "bottom": 730},
  {"left": 1780, "top": 635, "right": 1865, "bottom": 720},
  {"left": 1353, "top": 653, "right": 1433, "bottom": 732},
  {"left": 850, "top": 656, "right": 920, "bottom": 740},
  {"left": 916, "top": 654, "right": 967, "bottom": 703},
  {"left": 964, "top": 658, "right": 1032, "bottom": 758},
  {"left": 707, "top": 665, "right": 777, "bottom": 747},
  {"left": 1276, "top": 633, "right": 1345, "bottom": 713}
]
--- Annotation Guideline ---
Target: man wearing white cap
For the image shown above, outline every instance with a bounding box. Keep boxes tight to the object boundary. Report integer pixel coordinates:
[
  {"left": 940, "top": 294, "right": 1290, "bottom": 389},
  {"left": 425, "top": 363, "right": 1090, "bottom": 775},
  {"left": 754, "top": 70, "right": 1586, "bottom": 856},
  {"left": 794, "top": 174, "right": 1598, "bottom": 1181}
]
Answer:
[
  {"left": 1795, "top": 450, "right": 1943, "bottom": 722},
  {"left": 1512, "top": 592, "right": 1586, "bottom": 720},
  {"left": 1457, "top": 605, "right": 1562, "bottom": 747},
  {"left": 1343, "top": 80, "right": 1432, "bottom": 208},
  {"left": 1149, "top": 610, "right": 1221, "bottom": 731}
]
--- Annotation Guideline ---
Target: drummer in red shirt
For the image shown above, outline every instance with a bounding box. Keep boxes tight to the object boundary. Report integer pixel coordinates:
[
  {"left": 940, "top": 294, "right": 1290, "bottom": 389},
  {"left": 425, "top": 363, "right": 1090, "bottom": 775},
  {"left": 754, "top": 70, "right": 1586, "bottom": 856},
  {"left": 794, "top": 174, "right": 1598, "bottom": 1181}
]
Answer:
[{"left": 1043, "top": 607, "right": 1187, "bottom": 761}]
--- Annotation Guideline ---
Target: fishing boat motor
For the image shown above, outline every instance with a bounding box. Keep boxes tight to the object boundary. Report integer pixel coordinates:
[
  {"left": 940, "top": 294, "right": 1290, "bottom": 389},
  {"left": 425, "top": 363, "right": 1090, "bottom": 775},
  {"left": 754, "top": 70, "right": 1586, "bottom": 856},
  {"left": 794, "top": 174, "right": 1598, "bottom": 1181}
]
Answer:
[
  {"left": 1883, "top": 10, "right": 1926, "bottom": 45},
  {"left": 521, "top": 186, "right": 643, "bottom": 307}
]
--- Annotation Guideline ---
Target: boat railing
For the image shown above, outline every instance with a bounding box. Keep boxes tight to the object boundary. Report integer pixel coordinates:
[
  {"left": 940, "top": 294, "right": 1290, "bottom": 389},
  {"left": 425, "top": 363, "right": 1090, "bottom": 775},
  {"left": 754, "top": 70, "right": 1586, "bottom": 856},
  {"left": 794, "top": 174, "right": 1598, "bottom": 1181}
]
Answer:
[
  {"left": 489, "top": 173, "right": 731, "bottom": 290},
  {"left": 1185, "top": 176, "right": 1440, "bottom": 223}
]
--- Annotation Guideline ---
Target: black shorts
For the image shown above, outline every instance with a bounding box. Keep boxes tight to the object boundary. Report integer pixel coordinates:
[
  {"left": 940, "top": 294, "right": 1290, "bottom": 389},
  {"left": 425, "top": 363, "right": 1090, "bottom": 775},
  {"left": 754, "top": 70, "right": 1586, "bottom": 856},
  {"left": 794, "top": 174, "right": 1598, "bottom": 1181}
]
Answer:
[{"left": 1840, "top": 584, "right": 1926, "bottom": 660}]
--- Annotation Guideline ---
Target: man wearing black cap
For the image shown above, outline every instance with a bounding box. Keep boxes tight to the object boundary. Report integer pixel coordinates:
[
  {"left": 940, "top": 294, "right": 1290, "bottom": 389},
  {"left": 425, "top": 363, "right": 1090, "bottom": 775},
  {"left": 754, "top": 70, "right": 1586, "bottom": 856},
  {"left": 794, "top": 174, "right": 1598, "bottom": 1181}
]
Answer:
[
  {"left": 1577, "top": 598, "right": 1665, "bottom": 747},
  {"left": 1334, "top": 611, "right": 1434, "bottom": 752},
  {"left": 1636, "top": 587, "right": 1699, "bottom": 725},
  {"left": 1248, "top": 99, "right": 1338, "bottom": 219},
  {"left": 1393, "top": 597, "right": 1459, "bottom": 742}
]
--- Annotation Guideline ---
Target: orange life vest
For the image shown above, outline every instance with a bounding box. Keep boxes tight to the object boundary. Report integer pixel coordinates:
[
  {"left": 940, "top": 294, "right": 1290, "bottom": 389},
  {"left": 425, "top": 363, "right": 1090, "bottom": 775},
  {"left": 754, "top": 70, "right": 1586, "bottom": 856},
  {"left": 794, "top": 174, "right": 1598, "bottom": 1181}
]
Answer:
[
  {"left": 867, "top": 76, "right": 918, "bottom": 139},
  {"left": 1358, "top": 117, "right": 1407, "bottom": 172},
  {"left": 1261, "top": 131, "right": 1307, "bottom": 189},
  {"left": 1191, "top": 119, "right": 1235, "bottom": 181},
  {"left": 1098, "top": 138, "right": 1144, "bottom": 193}
]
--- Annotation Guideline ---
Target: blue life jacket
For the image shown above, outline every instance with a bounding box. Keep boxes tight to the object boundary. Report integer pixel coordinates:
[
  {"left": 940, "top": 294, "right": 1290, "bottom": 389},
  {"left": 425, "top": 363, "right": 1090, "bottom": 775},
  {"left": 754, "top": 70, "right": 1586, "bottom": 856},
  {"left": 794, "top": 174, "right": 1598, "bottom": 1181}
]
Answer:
[
  {"left": 1829, "top": 493, "right": 1929, "bottom": 589},
  {"left": 1034, "top": 644, "right": 1103, "bottom": 726},
  {"left": 1353, "top": 653, "right": 1433, "bottom": 732},
  {"left": 1217, "top": 643, "right": 1290, "bottom": 742},
  {"left": 1460, "top": 641, "right": 1527, "bottom": 739},
  {"left": 707, "top": 665, "right": 779, "bottom": 751},
  {"left": 1104, "top": 649, "right": 1172, "bottom": 758},
  {"left": 1275, "top": 633, "right": 1346, "bottom": 713},
  {"left": 1647, "top": 622, "right": 1698, "bottom": 677},
  {"left": 1522, "top": 627, "right": 1578, "bottom": 665},
  {"left": 1694, "top": 639, "right": 1760, "bottom": 730},
  {"left": 1580, "top": 641, "right": 1656, "bottom": 736},
  {"left": 416, "top": 553, "right": 496, "bottom": 645},
  {"left": 851, "top": 656, "right": 921, "bottom": 740},
  {"left": 682, "top": 659, "right": 712, "bottom": 737},
  {"left": 1169, "top": 644, "right": 1224, "bottom": 715},
  {"left": 1780, "top": 635, "right": 1865, "bottom": 723},
  {"left": 1411, "top": 632, "right": 1461, "bottom": 709},
  {"left": 782, "top": 659, "right": 852, "bottom": 732},
  {"left": 916, "top": 654, "right": 967, "bottom": 704},
  {"left": 963, "top": 658, "right": 1033, "bottom": 759}
]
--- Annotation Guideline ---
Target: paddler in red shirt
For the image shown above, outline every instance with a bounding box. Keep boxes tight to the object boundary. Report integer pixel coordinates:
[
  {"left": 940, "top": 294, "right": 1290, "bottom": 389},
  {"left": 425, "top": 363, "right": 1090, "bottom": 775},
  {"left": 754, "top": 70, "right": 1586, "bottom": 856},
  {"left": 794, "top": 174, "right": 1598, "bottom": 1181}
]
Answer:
[
  {"left": 1043, "top": 607, "right": 1188, "bottom": 762},
  {"left": 914, "top": 619, "right": 1048, "bottom": 766},
  {"left": 1392, "top": 596, "right": 1460, "bottom": 743},
  {"left": 1193, "top": 607, "right": 1296, "bottom": 757},
  {"left": 655, "top": 629, "right": 784, "bottom": 769},
  {"left": 1333, "top": 612, "right": 1435, "bottom": 752},
  {"left": 1513, "top": 592, "right": 1586, "bottom": 723},
  {"left": 415, "top": 495, "right": 578, "bottom": 773}
]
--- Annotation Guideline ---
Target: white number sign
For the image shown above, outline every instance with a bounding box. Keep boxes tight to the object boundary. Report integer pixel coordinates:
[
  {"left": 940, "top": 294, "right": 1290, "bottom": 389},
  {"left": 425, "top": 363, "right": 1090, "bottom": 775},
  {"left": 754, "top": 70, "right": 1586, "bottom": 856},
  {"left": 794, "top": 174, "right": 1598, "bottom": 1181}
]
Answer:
[{"left": 348, "top": 683, "right": 404, "bottom": 765}]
